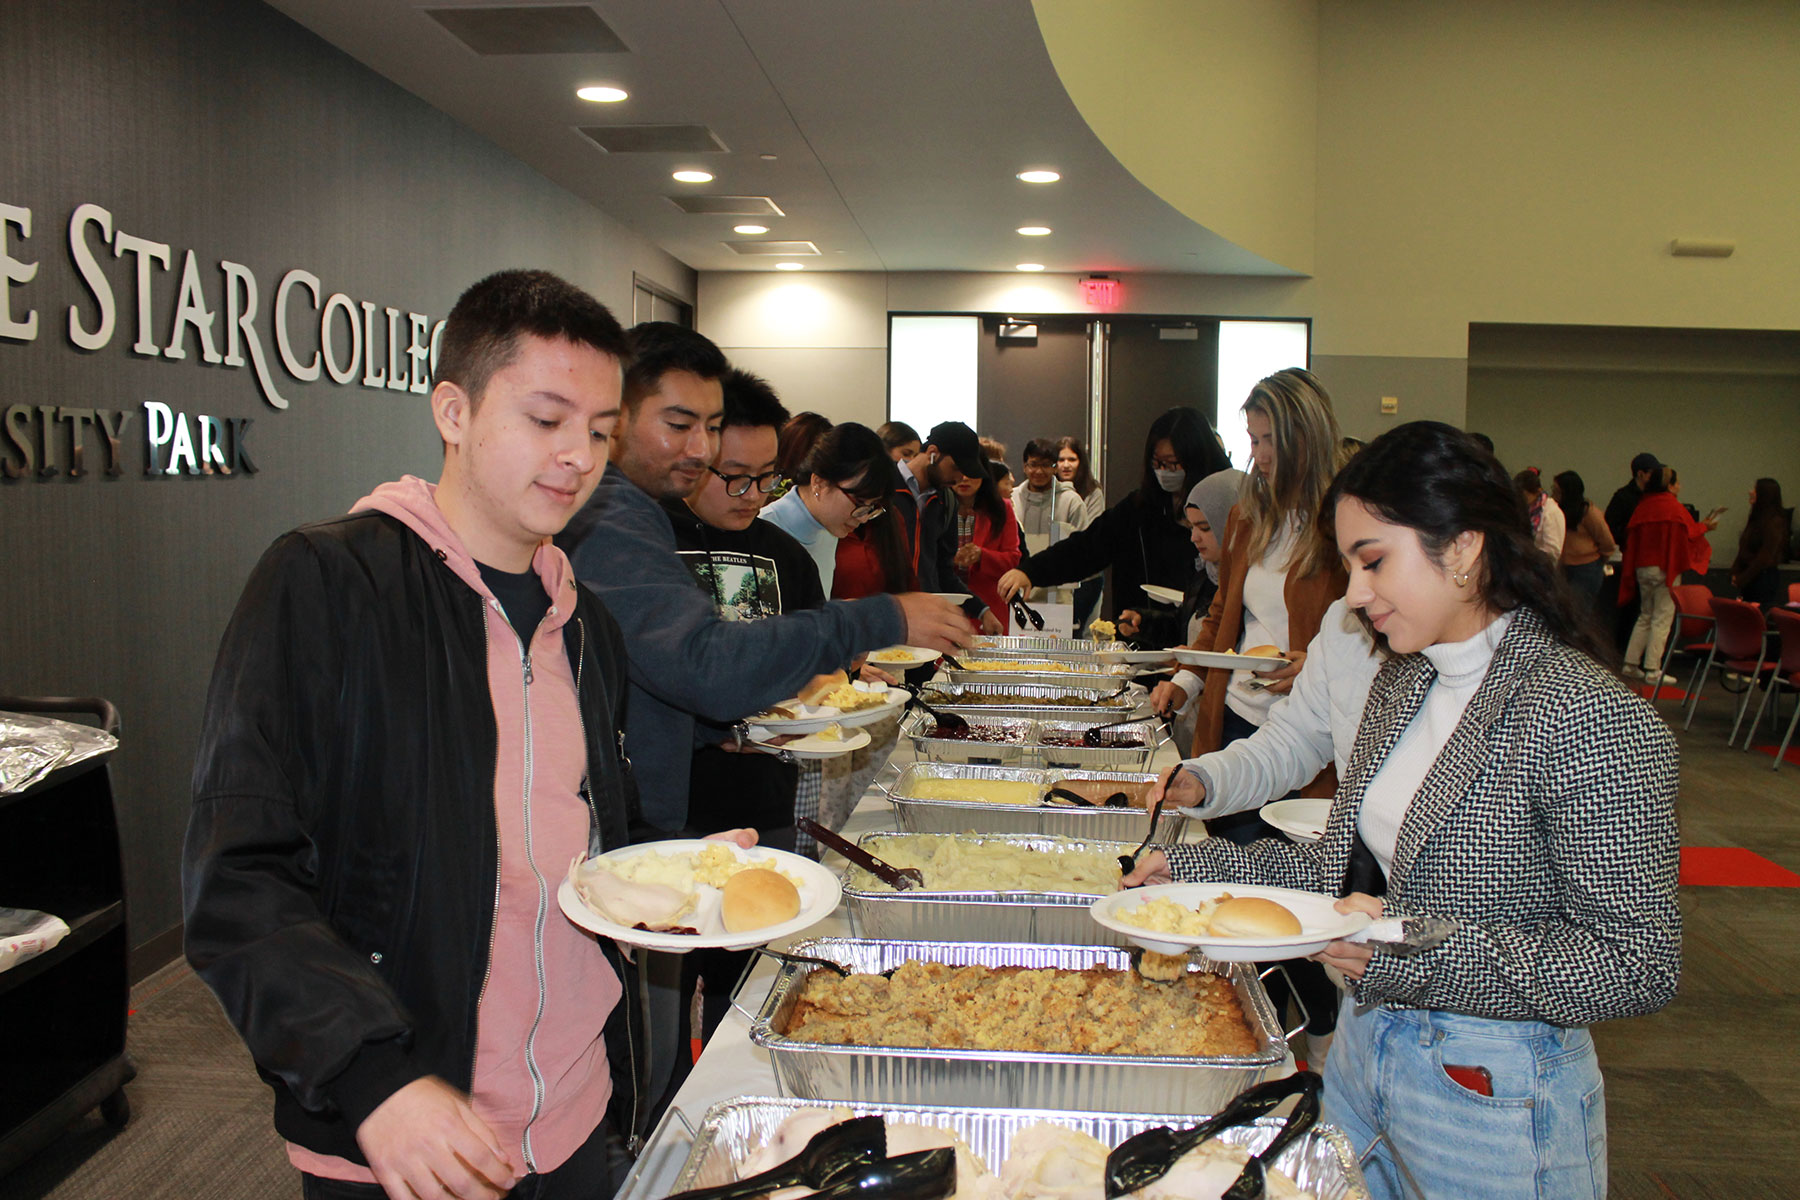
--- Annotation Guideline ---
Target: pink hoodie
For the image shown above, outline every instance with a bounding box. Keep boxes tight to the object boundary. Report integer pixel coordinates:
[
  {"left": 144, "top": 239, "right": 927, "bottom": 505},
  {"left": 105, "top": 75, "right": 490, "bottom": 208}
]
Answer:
[{"left": 290, "top": 476, "right": 621, "bottom": 1183}]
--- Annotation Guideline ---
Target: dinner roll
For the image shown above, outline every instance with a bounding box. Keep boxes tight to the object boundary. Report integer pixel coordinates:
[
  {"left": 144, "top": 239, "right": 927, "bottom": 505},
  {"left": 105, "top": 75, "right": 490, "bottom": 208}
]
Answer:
[
  {"left": 1208, "top": 895, "right": 1302, "bottom": 938},
  {"left": 721, "top": 867, "right": 802, "bottom": 932},
  {"left": 1243, "top": 645, "right": 1283, "bottom": 658},
  {"left": 798, "top": 670, "right": 849, "bottom": 706}
]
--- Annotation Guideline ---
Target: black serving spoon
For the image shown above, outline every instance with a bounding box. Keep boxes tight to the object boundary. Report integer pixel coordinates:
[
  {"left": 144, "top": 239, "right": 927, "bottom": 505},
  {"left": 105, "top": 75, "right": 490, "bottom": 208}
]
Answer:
[
  {"left": 1081, "top": 713, "right": 1147, "bottom": 747},
  {"left": 1044, "top": 786, "right": 1130, "bottom": 808},
  {"left": 1103, "top": 1073, "right": 1322, "bottom": 1199},
  {"left": 809, "top": 1148, "right": 959, "bottom": 1200},
  {"left": 750, "top": 945, "right": 852, "bottom": 978},
  {"left": 664, "top": 1116, "right": 888, "bottom": 1200},
  {"left": 902, "top": 685, "right": 970, "bottom": 734}
]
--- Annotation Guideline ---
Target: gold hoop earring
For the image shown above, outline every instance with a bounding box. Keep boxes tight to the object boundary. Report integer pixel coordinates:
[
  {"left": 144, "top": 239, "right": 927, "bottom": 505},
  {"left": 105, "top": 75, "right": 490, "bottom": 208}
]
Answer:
[{"left": 1452, "top": 570, "right": 1470, "bottom": 588}]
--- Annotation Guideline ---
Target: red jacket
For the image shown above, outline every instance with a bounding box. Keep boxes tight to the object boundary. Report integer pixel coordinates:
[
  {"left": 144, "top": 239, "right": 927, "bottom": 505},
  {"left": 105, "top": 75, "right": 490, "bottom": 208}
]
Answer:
[
  {"left": 955, "top": 501, "right": 1022, "bottom": 630},
  {"left": 832, "top": 528, "right": 889, "bottom": 600},
  {"left": 1619, "top": 492, "right": 1712, "bottom": 605}
]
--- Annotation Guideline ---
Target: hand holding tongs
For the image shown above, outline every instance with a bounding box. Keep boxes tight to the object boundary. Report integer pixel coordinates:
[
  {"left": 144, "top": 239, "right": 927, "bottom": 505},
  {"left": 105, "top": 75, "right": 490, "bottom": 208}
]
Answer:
[{"left": 1009, "top": 593, "right": 1045, "bottom": 631}]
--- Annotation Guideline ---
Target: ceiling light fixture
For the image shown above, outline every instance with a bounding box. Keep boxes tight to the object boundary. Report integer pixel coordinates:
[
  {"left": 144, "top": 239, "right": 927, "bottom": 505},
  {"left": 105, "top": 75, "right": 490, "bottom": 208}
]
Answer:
[
  {"left": 1017, "top": 226, "right": 1051, "bottom": 237},
  {"left": 1016, "top": 263, "right": 1045, "bottom": 272},
  {"left": 576, "top": 85, "right": 628, "bottom": 103},
  {"left": 672, "top": 169, "right": 714, "bottom": 183},
  {"left": 733, "top": 224, "right": 769, "bottom": 235},
  {"left": 1017, "top": 170, "right": 1060, "bottom": 184},
  {"left": 775, "top": 262, "right": 804, "bottom": 271}
]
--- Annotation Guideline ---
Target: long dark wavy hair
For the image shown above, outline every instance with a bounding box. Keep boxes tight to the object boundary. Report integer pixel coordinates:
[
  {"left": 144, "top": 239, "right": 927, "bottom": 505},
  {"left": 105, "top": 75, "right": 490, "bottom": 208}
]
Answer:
[
  {"left": 1323, "top": 421, "right": 1616, "bottom": 666},
  {"left": 1553, "top": 469, "right": 1588, "bottom": 530}
]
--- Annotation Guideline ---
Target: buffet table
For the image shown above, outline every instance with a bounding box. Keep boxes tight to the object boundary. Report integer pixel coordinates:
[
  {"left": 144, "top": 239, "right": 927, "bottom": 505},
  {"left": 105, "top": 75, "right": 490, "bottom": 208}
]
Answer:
[{"left": 611, "top": 730, "right": 1307, "bottom": 1200}]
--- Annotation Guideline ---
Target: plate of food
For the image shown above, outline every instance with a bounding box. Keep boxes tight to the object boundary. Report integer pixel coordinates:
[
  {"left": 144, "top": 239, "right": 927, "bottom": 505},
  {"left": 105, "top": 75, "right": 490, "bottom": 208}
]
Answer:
[
  {"left": 867, "top": 645, "right": 941, "bottom": 670},
  {"left": 745, "top": 724, "right": 872, "bottom": 759},
  {"left": 1260, "top": 797, "right": 1331, "bottom": 843},
  {"left": 1168, "top": 645, "right": 1292, "bottom": 671},
  {"left": 560, "top": 840, "right": 842, "bottom": 952},
  {"left": 1089, "top": 882, "right": 1368, "bottom": 961},
  {"left": 1093, "top": 648, "right": 1179, "bottom": 666},
  {"left": 1139, "top": 583, "right": 1185, "bottom": 606},
  {"left": 748, "top": 672, "right": 909, "bottom": 733}
]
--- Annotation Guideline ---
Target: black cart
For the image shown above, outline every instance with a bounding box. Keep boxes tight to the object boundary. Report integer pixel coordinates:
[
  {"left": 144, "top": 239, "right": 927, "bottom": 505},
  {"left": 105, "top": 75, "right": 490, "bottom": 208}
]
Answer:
[{"left": 0, "top": 696, "right": 135, "bottom": 1178}]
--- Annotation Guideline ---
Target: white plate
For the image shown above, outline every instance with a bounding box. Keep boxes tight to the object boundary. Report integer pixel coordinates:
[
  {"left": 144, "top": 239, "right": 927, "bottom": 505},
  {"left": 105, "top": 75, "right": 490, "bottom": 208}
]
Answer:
[
  {"left": 866, "top": 645, "right": 941, "bottom": 669},
  {"left": 1088, "top": 882, "right": 1369, "bottom": 961},
  {"left": 932, "top": 592, "right": 972, "bottom": 604},
  {"left": 558, "top": 840, "right": 842, "bottom": 953},
  {"left": 1261, "top": 798, "right": 1331, "bottom": 843},
  {"left": 746, "top": 725, "right": 872, "bottom": 759},
  {"left": 1169, "top": 648, "right": 1293, "bottom": 671},
  {"left": 748, "top": 686, "right": 909, "bottom": 733},
  {"left": 1094, "top": 648, "right": 1179, "bottom": 666},
  {"left": 1139, "top": 584, "right": 1185, "bottom": 606}
]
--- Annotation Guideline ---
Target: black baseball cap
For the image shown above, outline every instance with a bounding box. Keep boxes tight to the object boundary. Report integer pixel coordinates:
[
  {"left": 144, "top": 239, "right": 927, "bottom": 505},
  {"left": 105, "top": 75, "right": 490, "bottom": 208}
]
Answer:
[
  {"left": 926, "top": 421, "right": 985, "bottom": 479},
  {"left": 1630, "top": 452, "right": 1662, "bottom": 475}
]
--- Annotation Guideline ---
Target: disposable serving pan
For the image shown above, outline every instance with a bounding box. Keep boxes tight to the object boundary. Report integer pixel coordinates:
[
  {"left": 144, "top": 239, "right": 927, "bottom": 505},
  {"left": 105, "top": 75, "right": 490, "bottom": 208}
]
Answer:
[
  {"left": 969, "top": 633, "right": 1134, "bottom": 661},
  {"left": 898, "top": 708, "right": 1036, "bottom": 766},
  {"left": 1032, "top": 719, "right": 1165, "bottom": 771},
  {"left": 747, "top": 938, "right": 1290, "bottom": 1114},
  {"left": 842, "top": 831, "right": 1139, "bottom": 945},
  {"left": 877, "top": 762, "right": 1183, "bottom": 842},
  {"left": 939, "top": 656, "right": 1130, "bottom": 688},
  {"left": 919, "top": 680, "right": 1151, "bottom": 722},
  {"left": 668, "top": 1096, "right": 1370, "bottom": 1200}
]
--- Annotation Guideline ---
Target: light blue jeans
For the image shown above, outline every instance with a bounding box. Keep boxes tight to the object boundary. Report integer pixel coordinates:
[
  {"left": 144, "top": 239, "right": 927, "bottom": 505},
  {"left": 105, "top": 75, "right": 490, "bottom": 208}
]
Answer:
[{"left": 1323, "top": 998, "right": 1606, "bottom": 1200}]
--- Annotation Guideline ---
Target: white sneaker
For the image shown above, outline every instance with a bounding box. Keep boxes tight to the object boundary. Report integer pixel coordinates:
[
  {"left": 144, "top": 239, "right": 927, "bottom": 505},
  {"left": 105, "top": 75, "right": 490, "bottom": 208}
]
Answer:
[
  {"left": 1622, "top": 665, "right": 1643, "bottom": 680},
  {"left": 1644, "top": 671, "right": 1679, "bottom": 687}
]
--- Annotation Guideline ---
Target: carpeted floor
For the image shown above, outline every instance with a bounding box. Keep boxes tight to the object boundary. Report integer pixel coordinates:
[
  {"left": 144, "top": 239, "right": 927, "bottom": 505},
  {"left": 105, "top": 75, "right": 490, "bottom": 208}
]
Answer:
[{"left": 7, "top": 687, "right": 1799, "bottom": 1200}]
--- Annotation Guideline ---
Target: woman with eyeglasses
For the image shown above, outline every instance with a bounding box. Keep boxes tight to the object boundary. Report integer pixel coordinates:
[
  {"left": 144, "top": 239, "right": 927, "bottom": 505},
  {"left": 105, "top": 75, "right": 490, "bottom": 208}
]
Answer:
[{"left": 759, "top": 421, "right": 896, "bottom": 596}]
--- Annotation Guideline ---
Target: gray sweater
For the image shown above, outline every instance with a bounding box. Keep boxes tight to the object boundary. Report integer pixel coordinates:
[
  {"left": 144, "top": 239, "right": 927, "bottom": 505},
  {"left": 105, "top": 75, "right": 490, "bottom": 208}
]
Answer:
[{"left": 557, "top": 470, "right": 906, "bottom": 831}]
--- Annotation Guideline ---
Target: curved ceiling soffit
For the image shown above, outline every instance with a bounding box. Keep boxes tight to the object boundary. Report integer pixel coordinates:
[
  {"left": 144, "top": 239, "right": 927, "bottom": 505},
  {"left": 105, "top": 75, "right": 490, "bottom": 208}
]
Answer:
[{"left": 1031, "top": 0, "right": 1316, "bottom": 276}]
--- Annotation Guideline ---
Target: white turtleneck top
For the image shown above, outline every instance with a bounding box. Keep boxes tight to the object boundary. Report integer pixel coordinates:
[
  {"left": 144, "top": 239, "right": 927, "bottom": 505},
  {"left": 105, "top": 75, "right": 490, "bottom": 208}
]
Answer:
[{"left": 1357, "top": 611, "right": 1512, "bottom": 876}]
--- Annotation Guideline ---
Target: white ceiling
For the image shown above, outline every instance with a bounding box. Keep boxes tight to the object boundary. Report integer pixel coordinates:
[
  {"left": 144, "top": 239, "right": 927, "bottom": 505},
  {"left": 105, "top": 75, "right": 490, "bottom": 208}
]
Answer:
[{"left": 264, "top": 0, "right": 1296, "bottom": 278}]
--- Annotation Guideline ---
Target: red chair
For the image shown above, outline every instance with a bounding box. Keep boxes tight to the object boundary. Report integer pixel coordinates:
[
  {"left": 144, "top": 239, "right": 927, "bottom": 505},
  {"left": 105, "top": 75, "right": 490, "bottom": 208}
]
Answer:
[
  {"left": 1788, "top": 582, "right": 1800, "bottom": 605},
  {"left": 1650, "top": 584, "right": 1715, "bottom": 703},
  {"left": 1750, "top": 609, "right": 1800, "bottom": 768},
  {"left": 1685, "top": 597, "right": 1774, "bottom": 742}
]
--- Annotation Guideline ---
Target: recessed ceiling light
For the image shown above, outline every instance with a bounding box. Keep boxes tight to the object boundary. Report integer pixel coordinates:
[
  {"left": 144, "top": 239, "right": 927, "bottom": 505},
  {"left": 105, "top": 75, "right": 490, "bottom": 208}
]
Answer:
[
  {"left": 1017, "top": 226, "right": 1051, "bottom": 237},
  {"left": 775, "top": 262, "right": 804, "bottom": 271},
  {"left": 1017, "top": 170, "right": 1060, "bottom": 184},
  {"left": 759, "top": 153, "right": 778, "bottom": 161},
  {"left": 672, "top": 169, "right": 714, "bottom": 183},
  {"left": 576, "top": 85, "right": 628, "bottom": 103},
  {"left": 733, "top": 224, "right": 769, "bottom": 235},
  {"left": 1016, "top": 263, "right": 1045, "bottom": 272}
]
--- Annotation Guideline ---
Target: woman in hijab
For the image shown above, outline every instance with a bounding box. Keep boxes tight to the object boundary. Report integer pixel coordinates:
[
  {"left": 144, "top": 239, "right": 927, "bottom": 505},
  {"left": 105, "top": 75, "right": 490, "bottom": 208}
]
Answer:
[{"left": 1153, "top": 469, "right": 1246, "bottom": 741}]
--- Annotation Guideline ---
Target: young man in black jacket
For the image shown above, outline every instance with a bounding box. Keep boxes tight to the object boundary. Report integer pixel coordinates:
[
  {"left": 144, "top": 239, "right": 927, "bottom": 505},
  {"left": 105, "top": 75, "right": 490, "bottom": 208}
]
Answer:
[{"left": 183, "top": 270, "right": 678, "bottom": 1200}]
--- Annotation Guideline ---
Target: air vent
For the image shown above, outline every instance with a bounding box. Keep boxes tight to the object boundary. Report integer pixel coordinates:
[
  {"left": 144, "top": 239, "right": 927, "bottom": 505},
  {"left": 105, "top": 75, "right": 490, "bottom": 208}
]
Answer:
[
  {"left": 423, "top": 6, "right": 629, "bottom": 55},
  {"left": 665, "top": 195, "right": 785, "bottom": 217},
  {"left": 579, "top": 125, "right": 728, "bottom": 154},
  {"left": 726, "top": 241, "right": 820, "bottom": 257}
]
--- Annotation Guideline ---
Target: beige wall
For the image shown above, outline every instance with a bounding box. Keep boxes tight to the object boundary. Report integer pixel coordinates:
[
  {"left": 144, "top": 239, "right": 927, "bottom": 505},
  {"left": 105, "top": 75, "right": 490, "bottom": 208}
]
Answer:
[{"left": 1033, "top": 0, "right": 1317, "bottom": 274}]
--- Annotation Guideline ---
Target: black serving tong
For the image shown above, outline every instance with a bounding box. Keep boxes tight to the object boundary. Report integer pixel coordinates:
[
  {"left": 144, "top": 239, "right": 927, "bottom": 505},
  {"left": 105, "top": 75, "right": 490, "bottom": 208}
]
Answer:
[
  {"left": 664, "top": 1116, "right": 887, "bottom": 1200},
  {"left": 940, "top": 652, "right": 969, "bottom": 671},
  {"left": 1103, "top": 1072, "right": 1322, "bottom": 1199},
  {"left": 810, "top": 1148, "right": 958, "bottom": 1200},
  {"left": 800, "top": 818, "right": 925, "bottom": 891},
  {"left": 902, "top": 684, "right": 970, "bottom": 734},
  {"left": 1081, "top": 713, "right": 1146, "bottom": 747},
  {"left": 1009, "top": 593, "right": 1046, "bottom": 631},
  {"left": 1044, "top": 786, "right": 1130, "bottom": 808},
  {"left": 750, "top": 945, "right": 852, "bottom": 978},
  {"left": 1117, "top": 789, "right": 1167, "bottom": 876}
]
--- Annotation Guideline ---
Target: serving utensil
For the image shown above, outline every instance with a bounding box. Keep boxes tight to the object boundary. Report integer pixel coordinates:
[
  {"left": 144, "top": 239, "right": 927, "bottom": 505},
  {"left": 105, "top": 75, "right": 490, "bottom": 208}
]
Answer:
[
  {"left": 800, "top": 818, "right": 925, "bottom": 891},
  {"left": 1009, "top": 593, "right": 1046, "bottom": 631},
  {"left": 751, "top": 945, "right": 852, "bottom": 978},
  {"left": 663, "top": 1115, "right": 888, "bottom": 1200},
  {"left": 939, "top": 652, "right": 969, "bottom": 671},
  {"left": 1117, "top": 787, "right": 1168, "bottom": 876},
  {"left": 1103, "top": 1072, "right": 1323, "bottom": 1199},
  {"left": 811, "top": 1148, "right": 958, "bottom": 1200},
  {"left": 901, "top": 686, "right": 970, "bottom": 734},
  {"left": 1081, "top": 713, "right": 1148, "bottom": 747}
]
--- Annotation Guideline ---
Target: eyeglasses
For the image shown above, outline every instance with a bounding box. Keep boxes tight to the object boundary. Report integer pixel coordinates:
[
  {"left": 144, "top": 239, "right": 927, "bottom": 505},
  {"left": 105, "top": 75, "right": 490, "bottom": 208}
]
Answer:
[
  {"left": 847, "top": 496, "right": 887, "bottom": 522},
  {"left": 1151, "top": 455, "right": 1183, "bottom": 471},
  {"left": 709, "top": 467, "right": 784, "bottom": 497}
]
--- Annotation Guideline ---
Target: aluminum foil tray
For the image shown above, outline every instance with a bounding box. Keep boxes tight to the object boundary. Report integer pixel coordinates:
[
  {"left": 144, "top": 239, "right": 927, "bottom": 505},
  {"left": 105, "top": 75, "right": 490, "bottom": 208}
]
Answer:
[
  {"left": 969, "top": 633, "right": 1134, "bottom": 661},
  {"left": 898, "top": 708, "right": 1036, "bottom": 766},
  {"left": 1033, "top": 719, "right": 1165, "bottom": 771},
  {"left": 939, "top": 658, "right": 1130, "bottom": 689},
  {"left": 918, "top": 680, "right": 1151, "bottom": 723},
  {"left": 878, "top": 762, "right": 1182, "bottom": 842},
  {"left": 748, "top": 938, "right": 1288, "bottom": 1113},
  {"left": 669, "top": 1096, "right": 1369, "bottom": 1200},
  {"left": 842, "top": 831, "right": 1138, "bottom": 945}
]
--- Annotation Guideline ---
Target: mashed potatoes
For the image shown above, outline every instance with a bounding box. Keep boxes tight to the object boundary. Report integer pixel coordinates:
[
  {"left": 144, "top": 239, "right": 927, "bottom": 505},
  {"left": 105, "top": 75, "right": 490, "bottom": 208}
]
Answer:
[
  {"left": 903, "top": 778, "right": 1045, "bottom": 806},
  {"left": 1115, "top": 895, "right": 1226, "bottom": 937},
  {"left": 612, "top": 843, "right": 801, "bottom": 891},
  {"left": 849, "top": 836, "right": 1122, "bottom": 894}
]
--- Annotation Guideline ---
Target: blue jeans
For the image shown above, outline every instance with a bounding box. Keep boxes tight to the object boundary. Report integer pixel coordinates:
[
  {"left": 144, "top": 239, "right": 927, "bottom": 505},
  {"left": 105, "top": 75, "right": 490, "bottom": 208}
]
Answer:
[{"left": 1324, "top": 998, "right": 1606, "bottom": 1200}]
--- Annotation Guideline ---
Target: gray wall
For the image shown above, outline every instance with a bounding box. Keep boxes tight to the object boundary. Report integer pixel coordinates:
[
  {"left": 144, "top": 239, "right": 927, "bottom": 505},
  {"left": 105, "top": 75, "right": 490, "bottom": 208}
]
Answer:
[
  {"left": 0, "top": 0, "right": 693, "bottom": 969},
  {"left": 975, "top": 317, "right": 1090, "bottom": 477}
]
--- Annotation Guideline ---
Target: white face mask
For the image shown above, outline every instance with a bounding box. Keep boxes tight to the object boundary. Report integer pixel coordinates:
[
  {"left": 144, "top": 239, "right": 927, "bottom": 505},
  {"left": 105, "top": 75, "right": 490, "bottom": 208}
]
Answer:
[{"left": 1154, "top": 468, "right": 1186, "bottom": 494}]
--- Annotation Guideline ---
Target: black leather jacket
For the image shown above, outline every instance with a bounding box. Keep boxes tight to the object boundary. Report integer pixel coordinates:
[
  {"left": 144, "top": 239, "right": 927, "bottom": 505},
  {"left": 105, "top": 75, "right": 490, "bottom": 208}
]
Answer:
[{"left": 182, "top": 511, "right": 653, "bottom": 1163}]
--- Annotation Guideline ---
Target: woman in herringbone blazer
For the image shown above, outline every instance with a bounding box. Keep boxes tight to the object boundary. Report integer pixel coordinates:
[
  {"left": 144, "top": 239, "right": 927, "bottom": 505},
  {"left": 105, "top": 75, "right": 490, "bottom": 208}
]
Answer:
[{"left": 1127, "top": 422, "right": 1679, "bottom": 1200}]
